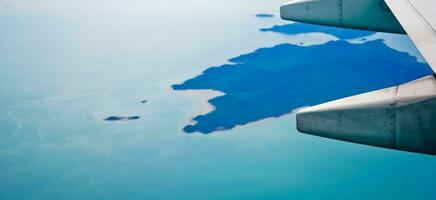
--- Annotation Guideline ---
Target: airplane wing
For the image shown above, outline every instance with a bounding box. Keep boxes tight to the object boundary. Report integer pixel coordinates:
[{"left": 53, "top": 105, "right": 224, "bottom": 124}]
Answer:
[
  {"left": 384, "top": 0, "right": 436, "bottom": 73},
  {"left": 280, "top": 0, "right": 436, "bottom": 155}
]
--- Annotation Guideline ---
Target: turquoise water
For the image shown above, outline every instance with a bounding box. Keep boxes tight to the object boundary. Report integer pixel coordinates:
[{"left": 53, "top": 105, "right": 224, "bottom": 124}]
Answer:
[{"left": 1, "top": 0, "right": 436, "bottom": 199}]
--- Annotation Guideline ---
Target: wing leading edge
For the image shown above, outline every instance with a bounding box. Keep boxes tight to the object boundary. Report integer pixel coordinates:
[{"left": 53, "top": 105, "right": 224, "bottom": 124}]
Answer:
[{"left": 385, "top": 0, "right": 436, "bottom": 73}]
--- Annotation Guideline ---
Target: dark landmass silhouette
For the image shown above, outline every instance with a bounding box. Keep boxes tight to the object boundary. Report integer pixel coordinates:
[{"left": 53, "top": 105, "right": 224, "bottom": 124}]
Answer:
[
  {"left": 261, "top": 23, "right": 375, "bottom": 40},
  {"left": 173, "top": 40, "right": 432, "bottom": 134},
  {"left": 255, "top": 13, "right": 274, "bottom": 18},
  {"left": 104, "top": 116, "right": 140, "bottom": 121}
]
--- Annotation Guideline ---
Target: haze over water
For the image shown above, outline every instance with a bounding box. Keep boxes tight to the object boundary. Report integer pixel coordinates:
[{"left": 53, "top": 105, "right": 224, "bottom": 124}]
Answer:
[{"left": 0, "top": 0, "right": 435, "bottom": 199}]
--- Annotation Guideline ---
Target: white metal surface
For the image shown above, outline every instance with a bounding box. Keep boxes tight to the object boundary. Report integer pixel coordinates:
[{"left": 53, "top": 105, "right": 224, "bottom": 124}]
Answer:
[
  {"left": 385, "top": 0, "right": 436, "bottom": 73},
  {"left": 297, "top": 76, "right": 436, "bottom": 155}
]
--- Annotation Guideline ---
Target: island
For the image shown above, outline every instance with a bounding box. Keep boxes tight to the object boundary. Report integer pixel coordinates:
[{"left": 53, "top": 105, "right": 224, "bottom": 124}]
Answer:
[
  {"left": 255, "top": 13, "right": 274, "bottom": 18},
  {"left": 172, "top": 23, "right": 433, "bottom": 134},
  {"left": 104, "top": 116, "right": 140, "bottom": 122}
]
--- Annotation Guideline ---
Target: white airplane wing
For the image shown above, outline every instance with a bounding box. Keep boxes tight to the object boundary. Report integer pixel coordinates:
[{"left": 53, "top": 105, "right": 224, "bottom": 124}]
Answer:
[
  {"left": 385, "top": 0, "right": 436, "bottom": 72},
  {"left": 280, "top": 0, "right": 436, "bottom": 155}
]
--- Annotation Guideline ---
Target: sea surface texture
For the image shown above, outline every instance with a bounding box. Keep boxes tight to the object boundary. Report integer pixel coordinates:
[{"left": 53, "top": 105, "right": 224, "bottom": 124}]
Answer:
[{"left": 1, "top": 0, "right": 436, "bottom": 199}]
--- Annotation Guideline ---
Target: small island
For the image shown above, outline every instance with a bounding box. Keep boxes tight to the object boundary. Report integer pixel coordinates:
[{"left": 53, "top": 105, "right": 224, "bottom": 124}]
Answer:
[
  {"left": 255, "top": 13, "right": 274, "bottom": 18},
  {"left": 104, "top": 116, "right": 140, "bottom": 122}
]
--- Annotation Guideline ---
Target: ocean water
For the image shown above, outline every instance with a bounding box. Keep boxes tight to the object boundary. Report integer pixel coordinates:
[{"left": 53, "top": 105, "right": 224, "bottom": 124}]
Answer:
[{"left": 1, "top": 0, "right": 436, "bottom": 199}]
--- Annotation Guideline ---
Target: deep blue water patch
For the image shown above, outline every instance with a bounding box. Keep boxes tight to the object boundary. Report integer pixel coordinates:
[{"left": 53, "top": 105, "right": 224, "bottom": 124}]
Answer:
[
  {"left": 261, "top": 23, "right": 375, "bottom": 40},
  {"left": 255, "top": 13, "right": 274, "bottom": 18},
  {"left": 173, "top": 40, "right": 432, "bottom": 134},
  {"left": 104, "top": 116, "right": 140, "bottom": 121}
]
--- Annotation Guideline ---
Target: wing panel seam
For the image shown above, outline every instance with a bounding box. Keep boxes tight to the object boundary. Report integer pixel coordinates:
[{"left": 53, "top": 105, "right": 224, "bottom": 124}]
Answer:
[{"left": 406, "top": 0, "right": 436, "bottom": 34}]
